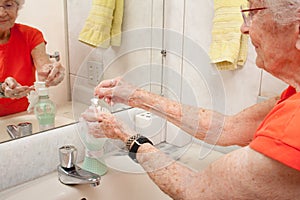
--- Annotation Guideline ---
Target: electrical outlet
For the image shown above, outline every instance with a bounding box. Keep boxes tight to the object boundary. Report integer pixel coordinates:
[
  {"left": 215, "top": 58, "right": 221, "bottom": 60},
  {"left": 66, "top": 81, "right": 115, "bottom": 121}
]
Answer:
[
  {"left": 87, "top": 61, "right": 103, "bottom": 86},
  {"left": 135, "top": 111, "right": 166, "bottom": 145}
]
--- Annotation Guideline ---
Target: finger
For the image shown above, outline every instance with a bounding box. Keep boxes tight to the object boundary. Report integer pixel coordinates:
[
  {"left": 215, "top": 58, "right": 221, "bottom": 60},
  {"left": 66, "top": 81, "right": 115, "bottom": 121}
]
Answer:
[
  {"left": 88, "top": 123, "right": 106, "bottom": 138},
  {"left": 81, "top": 109, "right": 102, "bottom": 122},
  {"left": 4, "top": 77, "right": 19, "bottom": 89},
  {"left": 98, "top": 79, "right": 115, "bottom": 88},
  {"left": 19, "top": 88, "right": 34, "bottom": 97},
  {"left": 46, "top": 65, "right": 59, "bottom": 81},
  {"left": 104, "top": 97, "right": 114, "bottom": 106},
  {"left": 47, "top": 62, "right": 65, "bottom": 86},
  {"left": 37, "top": 64, "right": 53, "bottom": 81},
  {"left": 46, "top": 70, "right": 65, "bottom": 87},
  {"left": 5, "top": 86, "right": 33, "bottom": 98},
  {"left": 94, "top": 87, "right": 113, "bottom": 99}
]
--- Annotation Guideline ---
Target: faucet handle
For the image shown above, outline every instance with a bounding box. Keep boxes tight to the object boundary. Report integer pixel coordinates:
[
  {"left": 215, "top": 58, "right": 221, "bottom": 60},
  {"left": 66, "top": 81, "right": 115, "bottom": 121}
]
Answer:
[{"left": 59, "top": 145, "right": 77, "bottom": 169}]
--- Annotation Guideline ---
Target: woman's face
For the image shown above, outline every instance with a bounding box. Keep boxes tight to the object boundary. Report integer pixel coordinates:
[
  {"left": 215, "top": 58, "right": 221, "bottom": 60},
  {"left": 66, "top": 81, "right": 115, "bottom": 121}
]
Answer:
[
  {"left": 0, "top": 0, "right": 18, "bottom": 33},
  {"left": 241, "top": 0, "right": 298, "bottom": 75}
]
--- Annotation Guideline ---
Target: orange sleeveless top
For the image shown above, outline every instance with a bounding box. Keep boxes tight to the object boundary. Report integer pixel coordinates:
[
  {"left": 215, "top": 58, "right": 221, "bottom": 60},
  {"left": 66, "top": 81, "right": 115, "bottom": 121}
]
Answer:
[
  {"left": 0, "top": 23, "right": 46, "bottom": 116},
  {"left": 250, "top": 86, "right": 300, "bottom": 171}
]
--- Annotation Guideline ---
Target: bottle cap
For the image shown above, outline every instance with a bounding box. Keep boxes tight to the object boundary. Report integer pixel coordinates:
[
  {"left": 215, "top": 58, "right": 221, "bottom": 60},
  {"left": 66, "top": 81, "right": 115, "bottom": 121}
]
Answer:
[
  {"left": 90, "top": 97, "right": 99, "bottom": 107},
  {"left": 34, "top": 81, "right": 46, "bottom": 88},
  {"left": 38, "top": 87, "right": 49, "bottom": 96}
]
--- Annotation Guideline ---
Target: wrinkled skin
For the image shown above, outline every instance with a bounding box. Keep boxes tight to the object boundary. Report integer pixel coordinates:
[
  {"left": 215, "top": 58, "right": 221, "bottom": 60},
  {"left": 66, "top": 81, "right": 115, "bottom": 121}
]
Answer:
[{"left": 81, "top": 108, "right": 131, "bottom": 142}]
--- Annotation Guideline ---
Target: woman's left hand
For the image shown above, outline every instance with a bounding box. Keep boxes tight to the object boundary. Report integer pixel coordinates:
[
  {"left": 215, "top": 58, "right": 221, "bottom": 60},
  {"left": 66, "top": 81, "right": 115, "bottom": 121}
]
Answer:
[
  {"left": 2, "top": 77, "right": 34, "bottom": 99},
  {"left": 38, "top": 62, "right": 65, "bottom": 87},
  {"left": 81, "top": 108, "right": 131, "bottom": 142}
]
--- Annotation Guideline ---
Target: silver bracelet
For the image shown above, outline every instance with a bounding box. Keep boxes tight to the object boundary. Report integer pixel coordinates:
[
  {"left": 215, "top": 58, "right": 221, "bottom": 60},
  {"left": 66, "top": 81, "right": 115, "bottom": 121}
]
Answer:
[{"left": 125, "top": 134, "right": 141, "bottom": 150}]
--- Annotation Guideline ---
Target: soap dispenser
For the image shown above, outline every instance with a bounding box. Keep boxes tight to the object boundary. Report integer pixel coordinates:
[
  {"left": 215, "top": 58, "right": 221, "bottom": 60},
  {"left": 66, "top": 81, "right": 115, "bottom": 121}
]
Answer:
[
  {"left": 34, "top": 86, "right": 56, "bottom": 131},
  {"left": 77, "top": 97, "right": 108, "bottom": 176}
]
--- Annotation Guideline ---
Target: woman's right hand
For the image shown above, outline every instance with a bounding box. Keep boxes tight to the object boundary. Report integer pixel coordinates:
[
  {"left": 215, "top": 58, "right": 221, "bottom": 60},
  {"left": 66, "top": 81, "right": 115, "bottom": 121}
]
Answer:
[
  {"left": 94, "top": 76, "right": 138, "bottom": 106},
  {"left": 1, "top": 77, "right": 34, "bottom": 99}
]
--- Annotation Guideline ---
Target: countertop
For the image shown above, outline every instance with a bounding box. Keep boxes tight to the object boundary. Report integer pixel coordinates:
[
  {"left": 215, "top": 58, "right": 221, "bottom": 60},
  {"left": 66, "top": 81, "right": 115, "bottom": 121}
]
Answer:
[{"left": 0, "top": 101, "right": 75, "bottom": 143}]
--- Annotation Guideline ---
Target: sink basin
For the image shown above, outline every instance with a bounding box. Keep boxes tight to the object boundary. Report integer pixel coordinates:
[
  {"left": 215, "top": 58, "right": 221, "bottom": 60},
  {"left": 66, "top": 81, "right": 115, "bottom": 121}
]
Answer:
[
  {"left": 0, "top": 144, "right": 224, "bottom": 200},
  {"left": 0, "top": 169, "right": 172, "bottom": 200}
]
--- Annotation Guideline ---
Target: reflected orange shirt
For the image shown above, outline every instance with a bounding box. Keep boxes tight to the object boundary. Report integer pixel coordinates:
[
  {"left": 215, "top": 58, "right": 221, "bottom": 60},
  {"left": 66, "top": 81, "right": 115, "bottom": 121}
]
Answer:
[
  {"left": 250, "top": 86, "right": 300, "bottom": 171},
  {"left": 0, "top": 23, "right": 46, "bottom": 116}
]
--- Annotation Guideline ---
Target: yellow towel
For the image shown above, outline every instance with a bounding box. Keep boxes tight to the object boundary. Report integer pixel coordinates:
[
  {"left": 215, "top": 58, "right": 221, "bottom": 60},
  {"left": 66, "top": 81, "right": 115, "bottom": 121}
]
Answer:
[
  {"left": 209, "top": 0, "right": 248, "bottom": 70},
  {"left": 78, "top": 0, "right": 124, "bottom": 48}
]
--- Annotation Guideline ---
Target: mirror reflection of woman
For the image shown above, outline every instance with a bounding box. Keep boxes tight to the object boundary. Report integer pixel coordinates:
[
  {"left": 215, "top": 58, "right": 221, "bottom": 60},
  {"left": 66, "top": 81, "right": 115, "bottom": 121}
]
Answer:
[{"left": 0, "top": 0, "right": 65, "bottom": 116}]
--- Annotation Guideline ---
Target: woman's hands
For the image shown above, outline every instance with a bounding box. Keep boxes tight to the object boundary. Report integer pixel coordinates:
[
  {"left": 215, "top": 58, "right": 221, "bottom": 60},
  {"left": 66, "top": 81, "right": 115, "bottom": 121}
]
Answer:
[
  {"left": 37, "top": 62, "right": 65, "bottom": 87},
  {"left": 94, "top": 76, "right": 138, "bottom": 106},
  {"left": 1, "top": 77, "right": 34, "bottom": 99},
  {"left": 81, "top": 108, "right": 131, "bottom": 143}
]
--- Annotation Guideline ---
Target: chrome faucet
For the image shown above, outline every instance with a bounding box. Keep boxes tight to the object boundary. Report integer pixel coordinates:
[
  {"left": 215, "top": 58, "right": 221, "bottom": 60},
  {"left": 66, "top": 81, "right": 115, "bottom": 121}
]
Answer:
[
  {"left": 7, "top": 122, "right": 32, "bottom": 139},
  {"left": 57, "top": 145, "right": 101, "bottom": 187}
]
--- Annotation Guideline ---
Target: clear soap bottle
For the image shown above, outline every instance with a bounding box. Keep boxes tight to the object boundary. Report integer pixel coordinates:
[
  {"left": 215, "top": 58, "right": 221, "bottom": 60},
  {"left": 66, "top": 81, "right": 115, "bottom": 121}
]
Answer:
[{"left": 34, "top": 87, "right": 56, "bottom": 131}]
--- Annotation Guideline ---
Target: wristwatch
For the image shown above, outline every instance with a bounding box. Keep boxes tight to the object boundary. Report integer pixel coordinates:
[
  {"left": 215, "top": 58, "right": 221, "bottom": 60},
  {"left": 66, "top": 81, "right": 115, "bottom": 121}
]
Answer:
[
  {"left": 129, "top": 136, "right": 153, "bottom": 162},
  {"left": 126, "top": 134, "right": 141, "bottom": 150}
]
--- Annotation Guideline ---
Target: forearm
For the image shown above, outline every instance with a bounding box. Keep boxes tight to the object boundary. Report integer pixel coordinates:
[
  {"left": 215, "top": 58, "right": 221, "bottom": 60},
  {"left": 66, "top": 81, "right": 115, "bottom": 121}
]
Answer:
[
  {"left": 128, "top": 89, "right": 230, "bottom": 145},
  {"left": 135, "top": 141, "right": 300, "bottom": 200},
  {"left": 128, "top": 89, "right": 278, "bottom": 146},
  {"left": 136, "top": 143, "right": 202, "bottom": 200}
]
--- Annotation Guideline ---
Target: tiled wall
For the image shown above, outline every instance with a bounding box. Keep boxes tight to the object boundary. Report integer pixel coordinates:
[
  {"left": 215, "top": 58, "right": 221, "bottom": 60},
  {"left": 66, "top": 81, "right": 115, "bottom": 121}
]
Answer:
[
  {"left": 67, "top": 0, "right": 164, "bottom": 115},
  {"left": 68, "top": 0, "right": 287, "bottom": 116},
  {"left": 163, "top": 0, "right": 287, "bottom": 115}
]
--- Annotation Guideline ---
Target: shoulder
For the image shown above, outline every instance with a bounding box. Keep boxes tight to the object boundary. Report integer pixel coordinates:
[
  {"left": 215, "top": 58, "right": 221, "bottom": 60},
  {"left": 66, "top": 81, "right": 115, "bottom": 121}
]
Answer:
[
  {"left": 13, "top": 23, "right": 43, "bottom": 35},
  {"left": 250, "top": 93, "right": 300, "bottom": 171},
  {"left": 12, "top": 23, "right": 46, "bottom": 49}
]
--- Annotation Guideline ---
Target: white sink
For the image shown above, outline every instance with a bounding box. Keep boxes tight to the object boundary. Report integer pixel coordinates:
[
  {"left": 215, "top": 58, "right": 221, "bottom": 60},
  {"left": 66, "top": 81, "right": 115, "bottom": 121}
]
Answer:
[
  {"left": 0, "top": 169, "right": 172, "bottom": 200},
  {"left": 0, "top": 144, "right": 224, "bottom": 200}
]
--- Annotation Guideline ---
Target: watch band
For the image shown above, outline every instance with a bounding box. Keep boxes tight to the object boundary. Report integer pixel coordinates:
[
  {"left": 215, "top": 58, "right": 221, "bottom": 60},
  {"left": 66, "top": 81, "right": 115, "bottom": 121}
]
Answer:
[
  {"left": 128, "top": 136, "right": 153, "bottom": 162},
  {"left": 125, "top": 134, "right": 141, "bottom": 150}
]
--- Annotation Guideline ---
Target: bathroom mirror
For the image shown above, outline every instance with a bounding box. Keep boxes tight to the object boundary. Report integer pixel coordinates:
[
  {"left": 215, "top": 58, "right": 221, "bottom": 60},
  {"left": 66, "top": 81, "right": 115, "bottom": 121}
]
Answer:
[{"left": 0, "top": 0, "right": 164, "bottom": 143}]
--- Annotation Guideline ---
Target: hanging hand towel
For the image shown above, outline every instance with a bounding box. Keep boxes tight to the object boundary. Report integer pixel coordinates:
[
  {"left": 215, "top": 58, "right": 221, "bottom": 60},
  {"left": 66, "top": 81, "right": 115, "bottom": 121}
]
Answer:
[
  {"left": 209, "top": 0, "right": 248, "bottom": 70},
  {"left": 78, "top": 0, "right": 124, "bottom": 48}
]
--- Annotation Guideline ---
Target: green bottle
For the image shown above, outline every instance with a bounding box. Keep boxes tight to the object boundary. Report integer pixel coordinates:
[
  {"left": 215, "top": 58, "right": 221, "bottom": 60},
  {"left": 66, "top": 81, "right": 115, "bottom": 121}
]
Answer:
[{"left": 34, "top": 87, "right": 56, "bottom": 131}]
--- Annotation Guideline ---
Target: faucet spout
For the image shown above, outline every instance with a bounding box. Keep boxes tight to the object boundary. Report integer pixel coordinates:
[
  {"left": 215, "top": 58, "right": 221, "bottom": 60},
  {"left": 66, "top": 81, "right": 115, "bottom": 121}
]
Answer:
[
  {"left": 57, "top": 145, "right": 101, "bottom": 187},
  {"left": 57, "top": 165, "right": 101, "bottom": 187}
]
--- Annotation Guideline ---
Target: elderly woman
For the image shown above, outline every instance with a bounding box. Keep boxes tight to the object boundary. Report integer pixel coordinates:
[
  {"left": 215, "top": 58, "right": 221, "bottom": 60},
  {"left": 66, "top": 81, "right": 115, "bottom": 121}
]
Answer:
[
  {"left": 0, "top": 0, "right": 65, "bottom": 116},
  {"left": 82, "top": 0, "right": 300, "bottom": 199}
]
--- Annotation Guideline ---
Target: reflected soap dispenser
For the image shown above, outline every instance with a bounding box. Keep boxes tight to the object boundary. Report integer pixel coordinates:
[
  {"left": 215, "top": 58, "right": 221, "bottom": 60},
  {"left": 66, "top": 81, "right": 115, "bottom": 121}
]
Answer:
[{"left": 34, "top": 86, "right": 56, "bottom": 131}]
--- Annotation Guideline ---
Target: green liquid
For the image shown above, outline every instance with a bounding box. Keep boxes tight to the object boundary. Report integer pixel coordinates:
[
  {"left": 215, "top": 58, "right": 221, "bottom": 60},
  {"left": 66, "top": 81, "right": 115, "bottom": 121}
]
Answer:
[{"left": 37, "top": 113, "right": 55, "bottom": 125}]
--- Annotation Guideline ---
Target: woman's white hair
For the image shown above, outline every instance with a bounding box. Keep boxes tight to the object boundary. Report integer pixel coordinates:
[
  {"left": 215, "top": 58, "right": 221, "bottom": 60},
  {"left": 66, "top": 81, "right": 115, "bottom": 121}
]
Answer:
[
  {"left": 15, "top": 0, "right": 24, "bottom": 9},
  {"left": 265, "top": 0, "right": 300, "bottom": 24}
]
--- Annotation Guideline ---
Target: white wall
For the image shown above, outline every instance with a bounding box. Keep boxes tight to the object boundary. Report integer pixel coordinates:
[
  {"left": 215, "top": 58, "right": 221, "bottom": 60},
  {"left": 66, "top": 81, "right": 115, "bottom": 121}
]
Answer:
[
  {"left": 164, "top": 0, "right": 287, "bottom": 115},
  {"left": 67, "top": 0, "right": 164, "bottom": 119},
  {"left": 16, "top": 0, "right": 69, "bottom": 106}
]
